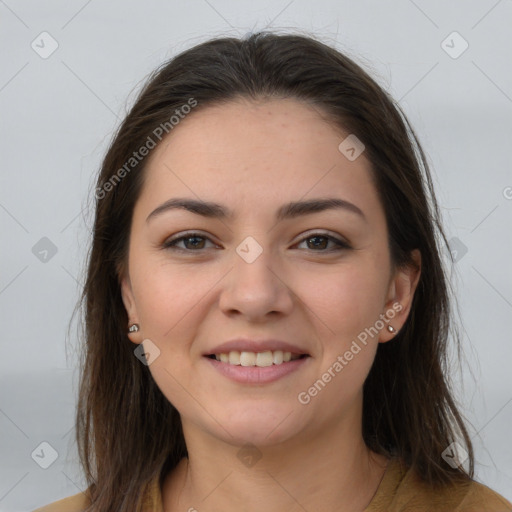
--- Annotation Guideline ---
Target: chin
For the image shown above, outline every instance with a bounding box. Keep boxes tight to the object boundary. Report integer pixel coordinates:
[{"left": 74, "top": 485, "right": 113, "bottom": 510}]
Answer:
[{"left": 208, "top": 402, "right": 306, "bottom": 447}]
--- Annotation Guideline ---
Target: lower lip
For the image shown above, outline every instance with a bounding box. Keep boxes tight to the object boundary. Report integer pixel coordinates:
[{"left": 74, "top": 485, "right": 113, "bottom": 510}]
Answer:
[{"left": 204, "top": 356, "right": 310, "bottom": 384}]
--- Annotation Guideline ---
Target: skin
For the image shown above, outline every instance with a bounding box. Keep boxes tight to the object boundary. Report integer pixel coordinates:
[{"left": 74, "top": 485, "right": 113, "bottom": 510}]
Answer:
[{"left": 121, "top": 97, "right": 421, "bottom": 512}]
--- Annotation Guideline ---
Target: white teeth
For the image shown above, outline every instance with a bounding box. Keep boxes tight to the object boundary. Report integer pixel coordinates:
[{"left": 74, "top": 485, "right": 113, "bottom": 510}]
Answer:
[
  {"left": 213, "top": 350, "right": 302, "bottom": 367},
  {"left": 256, "top": 351, "right": 273, "bottom": 367},
  {"left": 240, "top": 351, "right": 256, "bottom": 366},
  {"left": 228, "top": 351, "right": 241, "bottom": 365},
  {"left": 273, "top": 350, "right": 284, "bottom": 364}
]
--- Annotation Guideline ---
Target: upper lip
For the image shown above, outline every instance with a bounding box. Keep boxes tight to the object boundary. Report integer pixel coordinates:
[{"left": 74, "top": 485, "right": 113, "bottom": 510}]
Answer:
[{"left": 205, "top": 338, "right": 310, "bottom": 356}]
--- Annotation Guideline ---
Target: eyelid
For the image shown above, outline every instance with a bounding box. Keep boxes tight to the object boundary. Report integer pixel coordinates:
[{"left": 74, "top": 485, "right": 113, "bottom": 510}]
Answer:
[
  {"left": 296, "top": 229, "right": 350, "bottom": 245},
  {"left": 295, "top": 231, "right": 352, "bottom": 251},
  {"left": 162, "top": 230, "right": 217, "bottom": 247},
  {"left": 162, "top": 229, "right": 352, "bottom": 252}
]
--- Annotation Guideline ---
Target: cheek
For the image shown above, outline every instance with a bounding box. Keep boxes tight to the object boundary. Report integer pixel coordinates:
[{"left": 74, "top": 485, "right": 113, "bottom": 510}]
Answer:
[
  {"left": 132, "top": 260, "right": 210, "bottom": 336},
  {"left": 302, "top": 262, "right": 386, "bottom": 396},
  {"left": 145, "top": 359, "right": 198, "bottom": 421},
  {"left": 303, "top": 262, "right": 385, "bottom": 338},
  {"left": 133, "top": 262, "right": 205, "bottom": 412}
]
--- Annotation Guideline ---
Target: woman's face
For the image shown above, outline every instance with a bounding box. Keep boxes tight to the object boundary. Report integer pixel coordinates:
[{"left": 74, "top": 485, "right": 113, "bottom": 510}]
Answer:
[{"left": 121, "top": 97, "right": 419, "bottom": 447}]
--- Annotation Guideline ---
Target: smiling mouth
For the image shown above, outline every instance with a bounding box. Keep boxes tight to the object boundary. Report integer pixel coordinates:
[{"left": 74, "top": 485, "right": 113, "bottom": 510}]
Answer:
[{"left": 206, "top": 350, "right": 309, "bottom": 367}]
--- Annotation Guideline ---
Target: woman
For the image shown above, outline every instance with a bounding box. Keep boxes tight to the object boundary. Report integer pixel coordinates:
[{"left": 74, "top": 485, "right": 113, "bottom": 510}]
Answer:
[{"left": 34, "top": 31, "right": 512, "bottom": 511}]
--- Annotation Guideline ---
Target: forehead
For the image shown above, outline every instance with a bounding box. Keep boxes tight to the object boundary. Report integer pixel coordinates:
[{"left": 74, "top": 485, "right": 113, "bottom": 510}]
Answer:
[
  {"left": 136, "top": 98, "right": 383, "bottom": 225},
  {"left": 152, "top": 97, "right": 348, "bottom": 163}
]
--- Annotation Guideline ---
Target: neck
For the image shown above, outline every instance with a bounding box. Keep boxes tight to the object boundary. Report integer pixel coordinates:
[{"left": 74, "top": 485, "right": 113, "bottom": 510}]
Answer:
[{"left": 162, "top": 406, "right": 389, "bottom": 512}]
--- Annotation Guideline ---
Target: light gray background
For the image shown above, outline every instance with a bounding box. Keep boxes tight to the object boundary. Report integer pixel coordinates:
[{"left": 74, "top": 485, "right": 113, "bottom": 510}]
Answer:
[{"left": 1, "top": 1, "right": 511, "bottom": 510}]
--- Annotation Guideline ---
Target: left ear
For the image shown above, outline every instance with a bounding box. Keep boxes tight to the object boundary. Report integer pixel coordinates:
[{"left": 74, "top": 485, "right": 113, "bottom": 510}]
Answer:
[{"left": 380, "top": 249, "right": 421, "bottom": 343}]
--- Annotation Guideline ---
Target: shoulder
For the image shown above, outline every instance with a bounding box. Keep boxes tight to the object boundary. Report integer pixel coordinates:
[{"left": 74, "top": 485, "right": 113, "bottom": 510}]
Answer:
[
  {"left": 458, "top": 480, "right": 512, "bottom": 511},
  {"left": 32, "top": 491, "right": 91, "bottom": 512},
  {"left": 368, "top": 457, "right": 512, "bottom": 512},
  {"left": 412, "top": 479, "right": 511, "bottom": 511},
  {"left": 396, "top": 466, "right": 512, "bottom": 511}
]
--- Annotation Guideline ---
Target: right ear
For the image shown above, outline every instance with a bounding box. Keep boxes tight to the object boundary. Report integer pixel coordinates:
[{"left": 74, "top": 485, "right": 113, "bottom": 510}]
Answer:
[{"left": 120, "top": 272, "right": 142, "bottom": 345}]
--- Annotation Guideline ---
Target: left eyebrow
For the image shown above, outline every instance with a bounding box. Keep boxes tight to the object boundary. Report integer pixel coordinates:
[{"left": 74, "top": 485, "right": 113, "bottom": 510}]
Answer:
[{"left": 146, "top": 197, "right": 367, "bottom": 224}]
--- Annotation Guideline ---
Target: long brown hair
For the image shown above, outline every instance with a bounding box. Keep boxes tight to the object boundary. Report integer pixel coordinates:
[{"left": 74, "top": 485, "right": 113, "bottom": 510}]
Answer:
[{"left": 74, "top": 30, "right": 474, "bottom": 510}]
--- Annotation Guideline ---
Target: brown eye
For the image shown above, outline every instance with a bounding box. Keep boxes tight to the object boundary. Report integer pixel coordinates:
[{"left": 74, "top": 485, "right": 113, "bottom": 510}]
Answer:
[
  {"left": 296, "top": 233, "right": 351, "bottom": 252},
  {"left": 162, "top": 231, "right": 351, "bottom": 254},
  {"left": 163, "top": 233, "right": 215, "bottom": 251}
]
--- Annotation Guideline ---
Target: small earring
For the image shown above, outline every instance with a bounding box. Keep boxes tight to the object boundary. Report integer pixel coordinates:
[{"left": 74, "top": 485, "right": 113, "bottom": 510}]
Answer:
[
  {"left": 387, "top": 325, "right": 397, "bottom": 334},
  {"left": 128, "top": 324, "right": 140, "bottom": 333}
]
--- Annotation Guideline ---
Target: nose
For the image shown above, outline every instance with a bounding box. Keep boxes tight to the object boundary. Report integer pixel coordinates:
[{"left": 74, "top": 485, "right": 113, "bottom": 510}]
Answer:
[{"left": 218, "top": 239, "right": 294, "bottom": 322}]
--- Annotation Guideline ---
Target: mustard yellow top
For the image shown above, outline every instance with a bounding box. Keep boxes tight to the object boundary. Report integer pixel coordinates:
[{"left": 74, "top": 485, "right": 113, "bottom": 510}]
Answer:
[{"left": 33, "top": 457, "right": 512, "bottom": 512}]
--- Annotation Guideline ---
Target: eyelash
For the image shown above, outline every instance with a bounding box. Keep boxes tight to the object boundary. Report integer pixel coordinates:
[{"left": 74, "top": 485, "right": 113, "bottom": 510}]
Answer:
[{"left": 162, "top": 231, "right": 351, "bottom": 253}]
